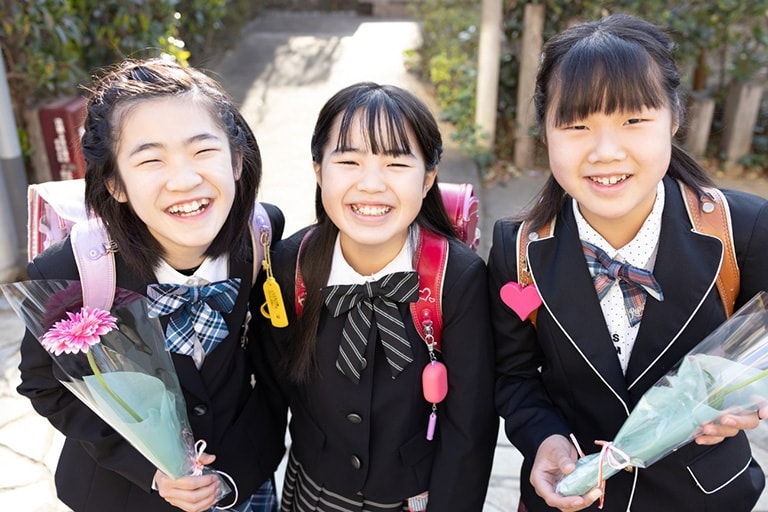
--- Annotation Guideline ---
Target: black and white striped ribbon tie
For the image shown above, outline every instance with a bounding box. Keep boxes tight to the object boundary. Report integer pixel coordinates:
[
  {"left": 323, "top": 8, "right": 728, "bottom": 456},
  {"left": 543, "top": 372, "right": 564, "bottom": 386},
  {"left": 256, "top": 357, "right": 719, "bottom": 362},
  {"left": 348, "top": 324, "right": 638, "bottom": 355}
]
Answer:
[{"left": 322, "top": 271, "right": 419, "bottom": 383}]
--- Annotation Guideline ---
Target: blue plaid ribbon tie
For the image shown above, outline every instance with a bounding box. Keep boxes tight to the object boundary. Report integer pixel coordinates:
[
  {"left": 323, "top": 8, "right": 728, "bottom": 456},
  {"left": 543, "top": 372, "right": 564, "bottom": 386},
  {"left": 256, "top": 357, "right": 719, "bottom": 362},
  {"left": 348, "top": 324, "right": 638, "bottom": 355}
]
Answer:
[
  {"left": 582, "top": 240, "right": 664, "bottom": 326},
  {"left": 146, "top": 278, "right": 241, "bottom": 356},
  {"left": 321, "top": 271, "right": 420, "bottom": 383}
]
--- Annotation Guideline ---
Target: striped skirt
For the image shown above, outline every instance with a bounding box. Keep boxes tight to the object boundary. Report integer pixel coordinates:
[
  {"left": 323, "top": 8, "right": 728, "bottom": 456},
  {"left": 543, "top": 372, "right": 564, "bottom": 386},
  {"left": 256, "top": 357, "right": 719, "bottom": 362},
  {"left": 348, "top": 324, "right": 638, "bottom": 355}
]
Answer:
[{"left": 280, "top": 450, "right": 409, "bottom": 512}]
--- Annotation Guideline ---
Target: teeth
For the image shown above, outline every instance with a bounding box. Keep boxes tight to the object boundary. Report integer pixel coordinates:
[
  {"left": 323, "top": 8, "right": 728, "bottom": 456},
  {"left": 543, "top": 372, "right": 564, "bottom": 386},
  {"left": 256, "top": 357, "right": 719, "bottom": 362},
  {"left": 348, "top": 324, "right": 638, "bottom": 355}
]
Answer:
[
  {"left": 169, "top": 198, "right": 210, "bottom": 215},
  {"left": 590, "top": 175, "right": 629, "bottom": 185},
  {"left": 351, "top": 204, "right": 391, "bottom": 216}
]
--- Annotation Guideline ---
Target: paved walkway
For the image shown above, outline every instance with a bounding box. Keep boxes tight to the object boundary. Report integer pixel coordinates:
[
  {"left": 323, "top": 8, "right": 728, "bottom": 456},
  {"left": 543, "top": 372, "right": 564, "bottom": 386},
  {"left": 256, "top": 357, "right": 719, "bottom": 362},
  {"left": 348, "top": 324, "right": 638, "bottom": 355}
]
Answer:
[{"left": 1, "top": 9, "right": 768, "bottom": 512}]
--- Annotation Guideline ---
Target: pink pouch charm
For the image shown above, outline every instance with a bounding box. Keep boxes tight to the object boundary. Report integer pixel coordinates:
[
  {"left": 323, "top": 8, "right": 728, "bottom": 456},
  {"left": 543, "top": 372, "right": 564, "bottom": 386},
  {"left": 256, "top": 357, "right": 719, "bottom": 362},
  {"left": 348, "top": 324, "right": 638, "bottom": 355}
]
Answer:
[
  {"left": 426, "top": 412, "right": 437, "bottom": 441},
  {"left": 422, "top": 361, "right": 448, "bottom": 403},
  {"left": 500, "top": 281, "right": 542, "bottom": 321}
]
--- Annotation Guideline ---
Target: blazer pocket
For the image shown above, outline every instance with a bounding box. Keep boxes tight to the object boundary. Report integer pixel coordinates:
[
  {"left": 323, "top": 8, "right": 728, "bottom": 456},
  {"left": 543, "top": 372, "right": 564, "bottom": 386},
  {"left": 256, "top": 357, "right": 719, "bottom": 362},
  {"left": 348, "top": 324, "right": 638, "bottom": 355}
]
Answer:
[
  {"left": 686, "top": 434, "right": 753, "bottom": 494},
  {"left": 399, "top": 430, "right": 436, "bottom": 467}
]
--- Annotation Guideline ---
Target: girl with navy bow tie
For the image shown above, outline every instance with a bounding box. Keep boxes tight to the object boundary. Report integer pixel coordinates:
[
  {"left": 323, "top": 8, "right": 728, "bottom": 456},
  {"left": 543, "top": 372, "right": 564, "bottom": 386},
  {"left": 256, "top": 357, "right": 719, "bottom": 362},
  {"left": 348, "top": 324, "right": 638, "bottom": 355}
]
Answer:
[
  {"left": 257, "top": 82, "right": 497, "bottom": 511},
  {"left": 17, "top": 58, "right": 287, "bottom": 512},
  {"left": 489, "top": 14, "right": 768, "bottom": 512}
]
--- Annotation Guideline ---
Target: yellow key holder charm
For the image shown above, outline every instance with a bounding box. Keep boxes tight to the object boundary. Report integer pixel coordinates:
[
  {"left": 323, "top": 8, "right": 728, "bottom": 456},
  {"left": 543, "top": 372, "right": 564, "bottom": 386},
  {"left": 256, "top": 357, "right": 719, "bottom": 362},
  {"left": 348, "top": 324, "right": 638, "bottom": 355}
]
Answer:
[{"left": 259, "top": 229, "right": 288, "bottom": 328}]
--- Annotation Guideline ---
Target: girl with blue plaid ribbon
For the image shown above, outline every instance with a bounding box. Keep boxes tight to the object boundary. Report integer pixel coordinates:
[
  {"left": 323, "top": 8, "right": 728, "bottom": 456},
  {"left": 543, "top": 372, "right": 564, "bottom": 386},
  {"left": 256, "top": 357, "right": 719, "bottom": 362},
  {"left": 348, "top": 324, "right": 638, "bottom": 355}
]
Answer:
[
  {"left": 489, "top": 14, "right": 768, "bottom": 512},
  {"left": 257, "top": 82, "right": 497, "bottom": 511},
  {"left": 17, "top": 58, "right": 287, "bottom": 512}
]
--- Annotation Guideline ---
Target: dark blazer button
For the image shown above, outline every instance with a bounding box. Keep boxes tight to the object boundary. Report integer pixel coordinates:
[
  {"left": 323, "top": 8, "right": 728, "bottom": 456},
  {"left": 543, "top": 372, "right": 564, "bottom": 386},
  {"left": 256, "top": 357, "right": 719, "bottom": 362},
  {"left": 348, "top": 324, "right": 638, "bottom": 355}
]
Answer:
[
  {"left": 346, "top": 413, "right": 362, "bottom": 424},
  {"left": 351, "top": 455, "right": 361, "bottom": 469},
  {"left": 360, "top": 358, "right": 367, "bottom": 369},
  {"left": 193, "top": 404, "right": 208, "bottom": 416}
]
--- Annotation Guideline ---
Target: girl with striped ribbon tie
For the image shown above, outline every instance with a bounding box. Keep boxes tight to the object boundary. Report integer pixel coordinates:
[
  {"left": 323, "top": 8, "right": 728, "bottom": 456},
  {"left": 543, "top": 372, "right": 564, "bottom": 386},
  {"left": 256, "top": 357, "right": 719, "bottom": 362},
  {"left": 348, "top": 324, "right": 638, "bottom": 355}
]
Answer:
[{"left": 256, "top": 82, "right": 497, "bottom": 511}]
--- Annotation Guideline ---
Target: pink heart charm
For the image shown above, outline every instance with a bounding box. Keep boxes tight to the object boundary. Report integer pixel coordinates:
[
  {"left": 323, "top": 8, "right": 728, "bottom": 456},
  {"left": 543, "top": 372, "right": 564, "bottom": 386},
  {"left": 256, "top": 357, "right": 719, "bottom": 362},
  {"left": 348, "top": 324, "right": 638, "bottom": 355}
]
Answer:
[{"left": 500, "top": 282, "right": 542, "bottom": 321}]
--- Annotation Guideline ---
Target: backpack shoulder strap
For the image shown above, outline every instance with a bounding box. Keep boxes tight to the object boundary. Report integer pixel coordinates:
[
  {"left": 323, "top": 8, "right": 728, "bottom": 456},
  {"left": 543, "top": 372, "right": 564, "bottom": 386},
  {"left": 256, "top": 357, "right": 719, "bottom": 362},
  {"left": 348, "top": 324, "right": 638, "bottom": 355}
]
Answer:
[
  {"left": 516, "top": 219, "right": 554, "bottom": 328},
  {"left": 679, "top": 181, "right": 740, "bottom": 317},
  {"left": 294, "top": 229, "right": 313, "bottom": 317},
  {"left": 410, "top": 229, "right": 448, "bottom": 353},
  {"left": 250, "top": 202, "right": 271, "bottom": 286},
  {"left": 70, "top": 217, "right": 117, "bottom": 311}
]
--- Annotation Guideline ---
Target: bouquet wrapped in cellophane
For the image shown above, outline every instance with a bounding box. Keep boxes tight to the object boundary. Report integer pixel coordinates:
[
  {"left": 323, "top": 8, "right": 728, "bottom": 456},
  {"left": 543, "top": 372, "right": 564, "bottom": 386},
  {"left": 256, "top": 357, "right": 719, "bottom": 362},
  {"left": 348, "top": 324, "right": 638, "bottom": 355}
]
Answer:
[
  {"left": 556, "top": 291, "right": 768, "bottom": 503},
  {"left": 2, "top": 279, "right": 236, "bottom": 508}
]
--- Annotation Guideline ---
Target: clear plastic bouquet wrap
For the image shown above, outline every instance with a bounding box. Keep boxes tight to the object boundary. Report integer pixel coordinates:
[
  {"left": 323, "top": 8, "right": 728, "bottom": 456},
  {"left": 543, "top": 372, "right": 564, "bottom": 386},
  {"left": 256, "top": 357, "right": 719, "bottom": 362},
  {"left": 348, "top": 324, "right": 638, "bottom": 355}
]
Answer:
[
  {"left": 2, "top": 279, "right": 237, "bottom": 508},
  {"left": 556, "top": 291, "right": 768, "bottom": 502}
]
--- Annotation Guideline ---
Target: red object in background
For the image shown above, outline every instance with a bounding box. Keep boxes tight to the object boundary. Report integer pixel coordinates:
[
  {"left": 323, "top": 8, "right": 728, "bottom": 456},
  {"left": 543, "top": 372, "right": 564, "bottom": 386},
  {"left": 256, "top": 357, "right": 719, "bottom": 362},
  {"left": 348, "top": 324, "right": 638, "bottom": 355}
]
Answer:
[
  {"left": 438, "top": 182, "right": 480, "bottom": 252},
  {"left": 38, "top": 96, "right": 87, "bottom": 181}
]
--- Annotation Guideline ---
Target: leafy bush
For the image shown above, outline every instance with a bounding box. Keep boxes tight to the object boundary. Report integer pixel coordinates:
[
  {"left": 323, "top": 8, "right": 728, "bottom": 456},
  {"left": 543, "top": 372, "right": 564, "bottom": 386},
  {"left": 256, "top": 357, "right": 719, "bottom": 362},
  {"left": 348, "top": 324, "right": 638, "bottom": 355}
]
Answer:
[{"left": 408, "top": 0, "right": 493, "bottom": 167}]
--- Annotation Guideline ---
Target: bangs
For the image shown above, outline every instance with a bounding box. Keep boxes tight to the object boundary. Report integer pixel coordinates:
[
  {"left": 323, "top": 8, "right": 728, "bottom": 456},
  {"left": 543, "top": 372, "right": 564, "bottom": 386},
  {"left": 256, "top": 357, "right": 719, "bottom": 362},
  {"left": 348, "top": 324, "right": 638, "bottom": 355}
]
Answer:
[
  {"left": 548, "top": 35, "right": 667, "bottom": 126},
  {"left": 334, "top": 96, "right": 412, "bottom": 156}
]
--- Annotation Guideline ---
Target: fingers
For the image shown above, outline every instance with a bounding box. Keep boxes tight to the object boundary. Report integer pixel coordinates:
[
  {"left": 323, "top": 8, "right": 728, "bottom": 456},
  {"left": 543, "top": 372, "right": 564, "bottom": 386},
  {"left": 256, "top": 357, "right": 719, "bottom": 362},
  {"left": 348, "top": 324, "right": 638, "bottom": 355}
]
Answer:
[
  {"left": 197, "top": 452, "right": 216, "bottom": 466},
  {"left": 155, "top": 471, "right": 220, "bottom": 512},
  {"left": 530, "top": 435, "right": 588, "bottom": 511},
  {"left": 695, "top": 409, "right": 762, "bottom": 445}
]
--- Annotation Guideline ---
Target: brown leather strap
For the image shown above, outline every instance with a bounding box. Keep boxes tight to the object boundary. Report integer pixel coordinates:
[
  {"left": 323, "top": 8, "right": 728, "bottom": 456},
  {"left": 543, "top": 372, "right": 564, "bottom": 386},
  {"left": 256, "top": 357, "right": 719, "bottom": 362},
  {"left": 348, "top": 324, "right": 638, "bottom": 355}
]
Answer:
[
  {"left": 517, "top": 219, "right": 553, "bottom": 327},
  {"left": 680, "top": 182, "right": 740, "bottom": 317}
]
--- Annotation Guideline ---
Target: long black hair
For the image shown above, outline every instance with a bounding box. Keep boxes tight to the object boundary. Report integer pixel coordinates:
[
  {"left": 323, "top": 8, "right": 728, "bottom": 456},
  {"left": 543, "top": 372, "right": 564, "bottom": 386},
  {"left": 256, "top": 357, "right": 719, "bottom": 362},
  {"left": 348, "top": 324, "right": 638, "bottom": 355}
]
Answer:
[
  {"left": 286, "top": 82, "right": 456, "bottom": 382},
  {"left": 80, "top": 58, "right": 261, "bottom": 280},
  {"left": 527, "top": 13, "right": 715, "bottom": 229}
]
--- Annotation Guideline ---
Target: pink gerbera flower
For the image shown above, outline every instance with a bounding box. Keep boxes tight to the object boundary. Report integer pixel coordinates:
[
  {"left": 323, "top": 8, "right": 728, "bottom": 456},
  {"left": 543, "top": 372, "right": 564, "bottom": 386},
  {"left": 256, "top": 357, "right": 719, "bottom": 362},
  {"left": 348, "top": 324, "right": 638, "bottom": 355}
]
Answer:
[{"left": 41, "top": 306, "right": 118, "bottom": 356}]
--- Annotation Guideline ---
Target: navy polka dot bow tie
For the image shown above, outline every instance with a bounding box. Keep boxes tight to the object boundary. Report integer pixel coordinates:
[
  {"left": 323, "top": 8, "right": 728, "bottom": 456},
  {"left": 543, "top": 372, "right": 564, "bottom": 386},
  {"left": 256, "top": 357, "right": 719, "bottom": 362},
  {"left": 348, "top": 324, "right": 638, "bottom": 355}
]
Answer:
[
  {"left": 322, "top": 271, "right": 420, "bottom": 383},
  {"left": 146, "top": 278, "right": 241, "bottom": 356},
  {"left": 582, "top": 240, "right": 664, "bottom": 326}
]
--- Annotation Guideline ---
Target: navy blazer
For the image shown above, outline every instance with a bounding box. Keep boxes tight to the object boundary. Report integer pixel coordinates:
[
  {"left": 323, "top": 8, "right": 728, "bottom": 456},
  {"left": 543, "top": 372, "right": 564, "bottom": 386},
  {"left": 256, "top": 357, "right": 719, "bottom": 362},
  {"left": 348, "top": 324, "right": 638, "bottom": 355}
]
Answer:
[
  {"left": 17, "top": 203, "right": 287, "bottom": 512},
  {"left": 259, "top": 228, "right": 498, "bottom": 511},
  {"left": 490, "top": 176, "right": 768, "bottom": 511}
]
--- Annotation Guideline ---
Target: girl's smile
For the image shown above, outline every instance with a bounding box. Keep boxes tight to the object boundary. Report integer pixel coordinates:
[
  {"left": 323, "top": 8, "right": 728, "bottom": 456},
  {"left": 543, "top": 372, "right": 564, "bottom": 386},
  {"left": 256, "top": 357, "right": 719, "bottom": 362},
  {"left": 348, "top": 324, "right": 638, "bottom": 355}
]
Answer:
[
  {"left": 349, "top": 203, "right": 392, "bottom": 217},
  {"left": 588, "top": 174, "right": 630, "bottom": 186},
  {"left": 167, "top": 198, "right": 211, "bottom": 216}
]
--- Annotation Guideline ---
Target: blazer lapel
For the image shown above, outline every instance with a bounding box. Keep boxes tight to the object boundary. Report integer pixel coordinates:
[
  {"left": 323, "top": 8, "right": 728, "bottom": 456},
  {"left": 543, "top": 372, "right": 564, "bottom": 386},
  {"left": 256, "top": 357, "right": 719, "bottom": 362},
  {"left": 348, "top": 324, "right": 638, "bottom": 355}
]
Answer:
[
  {"left": 625, "top": 179, "right": 723, "bottom": 392},
  {"left": 529, "top": 206, "right": 630, "bottom": 403}
]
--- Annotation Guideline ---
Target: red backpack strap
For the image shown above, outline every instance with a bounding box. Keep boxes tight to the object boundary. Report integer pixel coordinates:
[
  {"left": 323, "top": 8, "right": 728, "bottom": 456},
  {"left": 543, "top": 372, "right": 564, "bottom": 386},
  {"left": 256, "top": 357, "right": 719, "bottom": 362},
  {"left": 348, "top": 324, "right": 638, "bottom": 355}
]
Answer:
[
  {"left": 70, "top": 217, "right": 117, "bottom": 311},
  {"left": 294, "top": 229, "right": 314, "bottom": 317},
  {"left": 410, "top": 229, "right": 448, "bottom": 352}
]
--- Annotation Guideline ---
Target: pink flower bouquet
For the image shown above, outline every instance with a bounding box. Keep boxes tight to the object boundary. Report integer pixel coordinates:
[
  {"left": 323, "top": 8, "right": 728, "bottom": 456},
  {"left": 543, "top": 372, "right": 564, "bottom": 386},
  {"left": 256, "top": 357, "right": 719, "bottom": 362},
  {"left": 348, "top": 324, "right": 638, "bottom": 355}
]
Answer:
[
  {"left": 556, "top": 291, "right": 768, "bottom": 503},
  {"left": 2, "top": 279, "right": 236, "bottom": 507}
]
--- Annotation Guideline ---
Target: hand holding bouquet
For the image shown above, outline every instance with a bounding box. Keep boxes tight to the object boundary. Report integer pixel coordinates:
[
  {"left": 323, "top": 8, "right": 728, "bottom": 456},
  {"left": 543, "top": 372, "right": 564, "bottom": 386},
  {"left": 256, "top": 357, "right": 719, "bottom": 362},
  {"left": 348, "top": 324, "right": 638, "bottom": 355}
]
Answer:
[
  {"left": 2, "top": 279, "right": 237, "bottom": 508},
  {"left": 556, "top": 291, "right": 768, "bottom": 505}
]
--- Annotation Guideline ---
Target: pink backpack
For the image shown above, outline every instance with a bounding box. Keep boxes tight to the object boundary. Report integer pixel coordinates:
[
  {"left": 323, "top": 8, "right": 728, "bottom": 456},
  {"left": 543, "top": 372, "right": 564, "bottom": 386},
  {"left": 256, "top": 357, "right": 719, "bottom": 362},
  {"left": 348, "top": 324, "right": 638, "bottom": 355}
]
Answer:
[{"left": 27, "top": 179, "right": 272, "bottom": 310}]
